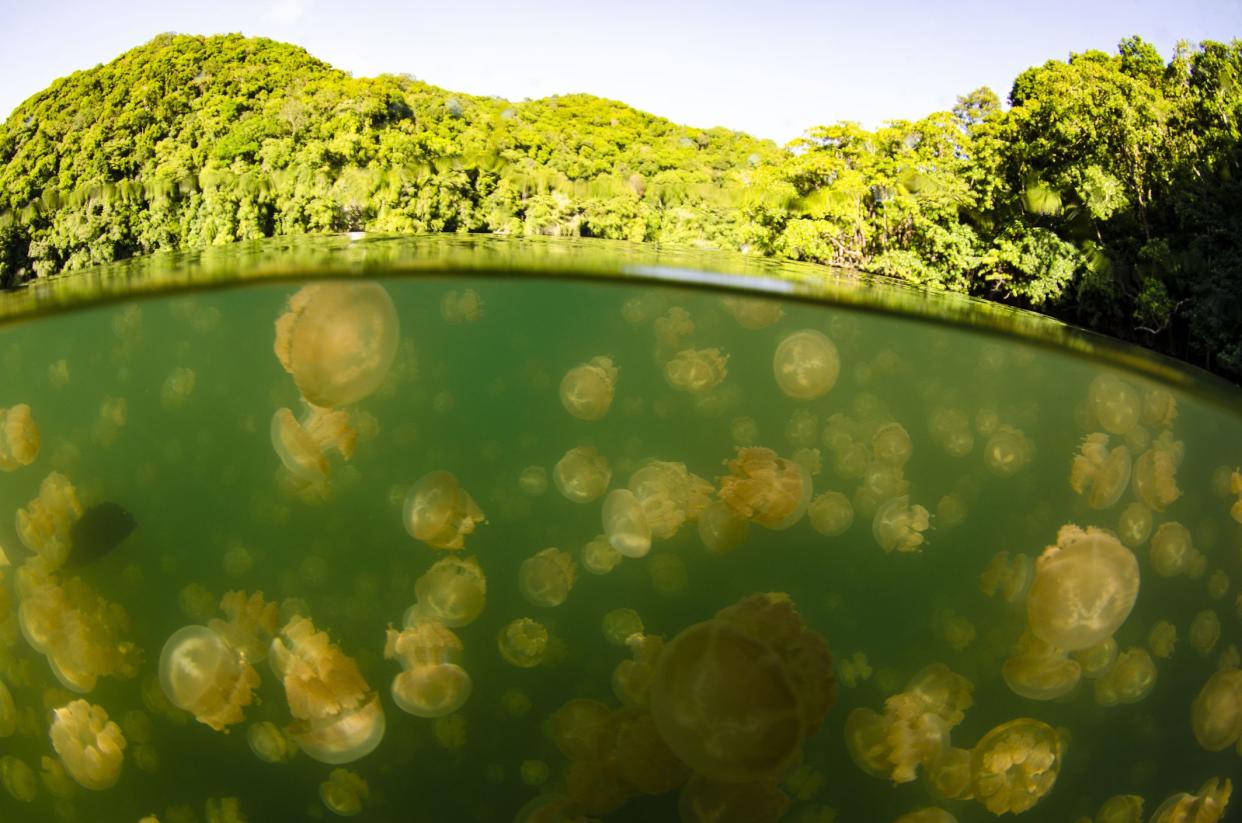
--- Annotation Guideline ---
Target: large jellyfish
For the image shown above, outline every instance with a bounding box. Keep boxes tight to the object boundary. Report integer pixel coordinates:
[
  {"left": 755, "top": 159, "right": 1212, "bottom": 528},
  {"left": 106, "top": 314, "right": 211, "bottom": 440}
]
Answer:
[
  {"left": 269, "top": 616, "right": 384, "bottom": 764},
  {"left": 413, "top": 556, "right": 486, "bottom": 627},
  {"left": 159, "top": 625, "right": 260, "bottom": 732},
  {"left": 1025, "top": 525, "right": 1140, "bottom": 651},
  {"left": 773, "top": 330, "right": 839, "bottom": 399},
  {"left": 518, "top": 548, "right": 577, "bottom": 608},
  {"left": 665, "top": 348, "right": 729, "bottom": 394},
  {"left": 553, "top": 447, "right": 612, "bottom": 504},
  {"left": 0, "top": 404, "right": 39, "bottom": 471},
  {"left": 273, "top": 283, "right": 399, "bottom": 408},
  {"left": 560, "top": 356, "right": 618, "bottom": 421},
  {"left": 1069, "top": 433, "right": 1131, "bottom": 509},
  {"left": 402, "top": 471, "right": 486, "bottom": 551},
  {"left": 49, "top": 700, "right": 126, "bottom": 791},
  {"left": 969, "top": 718, "right": 1062, "bottom": 815},
  {"left": 649, "top": 592, "right": 834, "bottom": 783},
  {"left": 717, "top": 448, "right": 811, "bottom": 530},
  {"left": 1191, "top": 669, "right": 1242, "bottom": 752},
  {"left": 384, "top": 623, "right": 472, "bottom": 718}
]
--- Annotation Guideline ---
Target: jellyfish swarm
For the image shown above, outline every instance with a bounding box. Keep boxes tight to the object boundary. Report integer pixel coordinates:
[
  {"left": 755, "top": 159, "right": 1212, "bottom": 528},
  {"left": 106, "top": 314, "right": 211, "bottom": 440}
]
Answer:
[
  {"left": 717, "top": 448, "right": 811, "bottom": 530},
  {"left": 1069, "top": 433, "right": 1132, "bottom": 509},
  {"left": 384, "top": 623, "right": 472, "bottom": 718},
  {"left": 270, "top": 405, "right": 358, "bottom": 491},
  {"left": 969, "top": 717, "right": 1062, "bottom": 815},
  {"left": 665, "top": 348, "right": 729, "bottom": 394},
  {"left": 0, "top": 404, "right": 39, "bottom": 470},
  {"left": 403, "top": 471, "right": 485, "bottom": 551},
  {"left": 270, "top": 616, "right": 384, "bottom": 764},
  {"left": 1191, "top": 669, "right": 1242, "bottom": 751},
  {"left": 274, "top": 282, "right": 400, "bottom": 408},
  {"left": 553, "top": 447, "right": 612, "bottom": 504},
  {"left": 158, "top": 625, "right": 260, "bottom": 732},
  {"left": 560, "top": 356, "right": 618, "bottom": 421},
  {"left": 1025, "top": 525, "right": 1140, "bottom": 652},
  {"left": 49, "top": 699, "right": 126, "bottom": 790},
  {"left": 649, "top": 592, "right": 834, "bottom": 783},
  {"left": 773, "top": 330, "right": 839, "bottom": 400},
  {"left": 413, "top": 556, "right": 487, "bottom": 627}
]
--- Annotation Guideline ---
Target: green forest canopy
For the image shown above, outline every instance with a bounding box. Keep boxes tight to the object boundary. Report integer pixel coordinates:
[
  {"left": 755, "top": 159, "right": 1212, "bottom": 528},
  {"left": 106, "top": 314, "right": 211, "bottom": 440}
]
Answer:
[{"left": 1, "top": 33, "right": 1240, "bottom": 381}]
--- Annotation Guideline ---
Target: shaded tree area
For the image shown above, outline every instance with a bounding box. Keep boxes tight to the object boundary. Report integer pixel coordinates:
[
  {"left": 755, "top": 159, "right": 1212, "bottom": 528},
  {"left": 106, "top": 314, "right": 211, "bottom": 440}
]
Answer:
[{"left": 2, "top": 33, "right": 1239, "bottom": 380}]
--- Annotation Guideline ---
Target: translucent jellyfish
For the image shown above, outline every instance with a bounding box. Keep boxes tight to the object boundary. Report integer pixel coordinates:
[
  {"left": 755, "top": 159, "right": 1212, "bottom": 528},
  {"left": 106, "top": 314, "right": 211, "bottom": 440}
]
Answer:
[
  {"left": 1073, "top": 636, "right": 1118, "bottom": 678},
  {"left": 1189, "top": 610, "right": 1221, "bottom": 655},
  {"left": 1088, "top": 374, "right": 1141, "bottom": 434},
  {"left": 785, "top": 410, "right": 819, "bottom": 450},
  {"left": 678, "top": 774, "right": 790, "bottom": 823},
  {"left": 1148, "top": 778, "right": 1232, "bottom": 823},
  {"left": 697, "top": 500, "right": 750, "bottom": 555},
  {"left": 970, "top": 718, "right": 1061, "bottom": 815},
  {"left": 838, "top": 652, "right": 873, "bottom": 687},
  {"left": 731, "top": 416, "right": 760, "bottom": 447},
  {"left": 222, "top": 545, "right": 254, "bottom": 577},
  {"left": 718, "top": 447, "right": 811, "bottom": 530},
  {"left": 1149, "top": 620, "right": 1177, "bottom": 659},
  {"left": 647, "top": 553, "right": 688, "bottom": 597},
  {"left": 498, "top": 618, "right": 548, "bottom": 668},
  {"left": 269, "top": 616, "right": 384, "bottom": 764},
  {"left": 983, "top": 425, "right": 1034, "bottom": 477},
  {"left": 665, "top": 348, "right": 729, "bottom": 394},
  {"left": 893, "top": 810, "right": 958, "bottom": 823},
  {"left": 159, "top": 625, "right": 260, "bottom": 732},
  {"left": 1190, "top": 669, "right": 1242, "bottom": 752},
  {"left": 873, "top": 423, "right": 913, "bottom": 467},
  {"left": 440, "top": 288, "right": 483, "bottom": 324},
  {"left": 627, "top": 460, "right": 709, "bottom": 539},
  {"left": 809, "top": 491, "right": 853, "bottom": 537},
  {"left": 721, "top": 296, "right": 783, "bottom": 330},
  {"left": 649, "top": 593, "right": 834, "bottom": 782},
  {"left": 773, "top": 329, "right": 839, "bottom": 399},
  {"left": 1117, "top": 502, "right": 1153, "bottom": 547},
  {"left": 402, "top": 471, "right": 486, "bottom": 551},
  {"left": 979, "top": 551, "right": 1032, "bottom": 603},
  {"left": 15, "top": 471, "right": 82, "bottom": 568},
  {"left": 1142, "top": 387, "right": 1178, "bottom": 428},
  {"left": 1207, "top": 569, "right": 1230, "bottom": 600},
  {"left": 1132, "top": 432, "right": 1183, "bottom": 511},
  {"left": 273, "top": 283, "right": 399, "bottom": 407},
  {"left": 49, "top": 699, "right": 125, "bottom": 790},
  {"left": 0, "top": 404, "right": 40, "bottom": 471},
  {"left": 654, "top": 306, "right": 695, "bottom": 353},
  {"left": 926, "top": 746, "right": 973, "bottom": 801},
  {"left": 844, "top": 695, "right": 952, "bottom": 784},
  {"left": 1069, "top": 433, "right": 1131, "bottom": 509},
  {"left": 1, "top": 756, "right": 37, "bottom": 802},
  {"left": 553, "top": 447, "right": 611, "bottom": 503},
  {"left": 384, "top": 623, "right": 472, "bottom": 718},
  {"left": 580, "top": 534, "right": 623, "bottom": 574},
  {"left": 159, "top": 367, "right": 197, "bottom": 409},
  {"left": 1025, "top": 525, "right": 1140, "bottom": 651},
  {"left": 602, "top": 489, "right": 652, "bottom": 559},
  {"left": 207, "top": 590, "right": 279, "bottom": 663},
  {"left": 319, "top": 767, "right": 369, "bottom": 816},
  {"left": 872, "top": 496, "right": 931, "bottom": 553},
  {"left": 40, "top": 755, "right": 76, "bottom": 798},
  {"left": 560, "top": 356, "right": 618, "bottom": 421},
  {"left": 413, "top": 556, "right": 486, "bottom": 627},
  {"left": 518, "top": 465, "right": 548, "bottom": 496},
  {"left": 1094, "top": 647, "right": 1157, "bottom": 706},
  {"left": 928, "top": 406, "right": 974, "bottom": 457},
  {"left": 270, "top": 405, "right": 357, "bottom": 485},
  {"left": 1150, "top": 522, "right": 1195, "bottom": 578},
  {"left": 603, "top": 608, "right": 644, "bottom": 646},
  {"left": 247, "top": 721, "right": 299, "bottom": 763},
  {"left": 518, "top": 548, "right": 577, "bottom": 608}
]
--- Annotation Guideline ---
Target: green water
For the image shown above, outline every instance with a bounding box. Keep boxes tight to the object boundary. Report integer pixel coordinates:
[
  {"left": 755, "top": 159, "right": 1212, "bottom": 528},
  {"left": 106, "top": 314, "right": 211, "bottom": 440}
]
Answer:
[{"left": 0, "top": 240, "right": 1240, "bottom": 823}]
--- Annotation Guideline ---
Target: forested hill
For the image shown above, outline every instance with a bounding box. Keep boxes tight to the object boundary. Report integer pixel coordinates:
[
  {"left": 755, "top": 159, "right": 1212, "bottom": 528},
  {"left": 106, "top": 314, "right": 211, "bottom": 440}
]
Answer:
[{"left": 2, "top": 34, "right": 1241, "bottom": 382}]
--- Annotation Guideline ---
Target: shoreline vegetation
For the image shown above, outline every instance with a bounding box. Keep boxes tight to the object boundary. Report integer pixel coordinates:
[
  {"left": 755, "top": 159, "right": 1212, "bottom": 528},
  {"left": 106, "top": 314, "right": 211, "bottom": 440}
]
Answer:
[{"left": 1, "top": 33, "right": 1239, "bottom": 382}]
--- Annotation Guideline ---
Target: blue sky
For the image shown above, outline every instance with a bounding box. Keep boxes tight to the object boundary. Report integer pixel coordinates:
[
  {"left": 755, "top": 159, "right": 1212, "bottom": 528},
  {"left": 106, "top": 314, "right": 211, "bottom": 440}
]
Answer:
[{"left": 1, "top": 0, "right": 1239, "bottom": 143}]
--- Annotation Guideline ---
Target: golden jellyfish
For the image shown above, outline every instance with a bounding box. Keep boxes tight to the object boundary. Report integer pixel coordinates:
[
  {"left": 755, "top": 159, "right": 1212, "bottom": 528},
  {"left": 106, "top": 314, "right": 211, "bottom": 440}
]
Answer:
[
  {"left": 159, "top": 367, "right": 196, "bottom": 409},
  {"left": 1069, "top": 433, "right": 1131, "bottom": 509},
  {"left": 678, "top": 775, "right": 791, "bottom": 823},
  {"left": 1, "top": 756, "right": 37, "bottom": 802},
  {"left": 873, "top": 423, "right": 913, "bottom": 467},
  {"left": 773, "top": 329, "right": 839, "bottom": 400},
  {"left": 0, "top": 404, "right": 40, "bottom": 470},
  {"left": 1073, "top": 636, "right": 1118, "bottom": 678},
  {"left": 872, "top": 496, "right": 931, "bottom": 553},
  {"left": 838, "top": 651, "right": 873, "bottom": 687},
  {"left": 498, "top": 618, "right": 548, "bottom": 668},
  {"left": 560, "top": 356, "right": 618, "bottom": 421},
  {"left": 611, "top": 706, "right": 690, "bottom": 796},
  {"left": 413, "top": 556, "right": 487, "bottom": 627},
  {"left": 1094, "top": 647, "right": 1157, "bottom": 706},
  {"left": 548, "top": 697, "right": 613, "bottom": 761},
  {"left": 247, "top": 720, "right": 299, "bottom": 763},
  {"left": 553, "top": 447, "right": 612, "bottom": 504},
  {"left": 1231, "top": 470, "right": 1242, "bottom": 524},
  {"left": 628, "top": 460, "right": 709, "bottom": 540},
  {"left": 158, "top": 625, "right": 260, "bottom": 732},
  {"left": 970, "top": 717, "right": 1061, "bottom": 815},
  {"left": 1142, "top": 387, "right": 1178, "bottom": 428},
  {"left": 208, "top": 590, "right": 279, "bottom": 664},
  {"left": 440, "top": 288, "right": 484, "bottom": 324},
  {"left": 41, "top": 754, "right": 76, "bottom": 798},
  {"left": 270, "top": 405, "right": 357, "bottom": 484},
  {"left": 47, "top": 358, "right": 69, "bottom": 387},
  {"left": 1191, "top": 669, "right": 1242, "bottom": 752},
  {"left": 926, "top": 746, "right": 974, "bottom": 801},
  {"left": 785, "top": 410, "right": 819, "bottom": 449},
  {"left": 1117, "top": 502, "right": 1153, "bottom": 547},
  {"left": 808, "top": 491, "right": 853, "bottom": 537},
  {"left": 402, "top": 471, "right": 485, "bottom": 551},
  {"left": 1148, "top": 778, "right": 1232, "bottom": 823},
  {"left": 269, "top": 616, "right": 385, "bottom": 764},
  {"left": 1025, "top": 525, "right": 1140, "bottom": 652},
  {"left": 844, "top": 696, "right": 951, "bottom": 784},
  {"left": 1002, "top": 631, "right": 1083, "bottom": 700},
  {"left": 384, "top": 623, "right": 472, "bottom": 718},
  {"left": 1207, "top": 569, "right": 1230, "bottom": 600},
  {"left": 928, "top": 406, "right": 974, "bottom": 457},
  {"left": 1150, "top": 522, "right": 1195, "bottom": 578},
  {"left": 49, "top": 699, "right": 125, "bottom": 791},
  {"left": 273, "top": 282, "right": 400, "bottom": 408},
  {"left": 665, "top": 348, "right": 729, "bottom": 394},
  {"left": 731, "top": 415, "right": 760, "bottom": 447},
  {"left": 1095, "top": 794, "right": 1144, "bottom": 823},
  {"left": 518, "top": 465, "right": 548, "bottom": 496},
  {"left": 1088, "top": 374, "right": 1141, "bottom": 434},
  {"left": 893, "top": 810, "right": 958, "bottom": 823},
  {"left": 16, "top": 471, "right": 82, "bottom": 568},
  {"left": 979, "top": 551, "right": 1032, "bottom": 603},
  {"left": 697, "top": 500, "right": 750, "bottom": 555},
  {"left": 1132, "top": 432, "right": 1183, "bottom": 511},
  {"left": 180, "top": 583, "right": 217, "bottom": 622},
  {"left": 721, "top": 296, "right": 783, "bottom": 330},
  {"left": 580, "top": 534, "right": 623, "bottom": 574},
  {"left": 648, "top": 553, "right": 688, "bottom": 597},
  {"left": 320, "top": 767, "right": 368, "bottom": 816},
  {"left": 1149, "top": 620, "right": 1177, "bottom": 659},
  {"left": 1189, "top": 610, "right": 1221, "bottom": 655},
  {"left": 222, "top": 545, "right": 254, "bottom": 578},
  {"left": 983, "top": 425, "right": 1034, "bottom": 477},
  {"left": 649, "top": 593, "right": 834, "bottom": 783},
  {"left": 0, "top": 678, "right": 14, "bottom": 737},
  {"left": 518, "top": 548, "right": 577, "bottom": 608},
  {"left": 603, "top": 608, "right": 644, "bottom": 646},
  {"left": 613, "top": 632, "right": 665, "bottom": 706},
  {"left": 602, "top": 489, "right": 652, "bottom": 559},
  {"left": 718, "top": 447, "right": 811, "bottom": 530}
]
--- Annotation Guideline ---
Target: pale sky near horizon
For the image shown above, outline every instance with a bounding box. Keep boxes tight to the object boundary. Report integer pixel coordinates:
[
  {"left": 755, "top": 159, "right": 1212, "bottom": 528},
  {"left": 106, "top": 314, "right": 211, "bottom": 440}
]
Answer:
[{"left": 1, "top": 0, "right": 1239, "bottom": 144}]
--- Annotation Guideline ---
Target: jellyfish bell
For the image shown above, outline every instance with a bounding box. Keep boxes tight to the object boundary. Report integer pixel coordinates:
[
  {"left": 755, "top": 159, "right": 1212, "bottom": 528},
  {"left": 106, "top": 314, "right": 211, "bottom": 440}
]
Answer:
[
  {"left": 1148, "top": 778, "right": 1233, "bottom": 823},
  {"left": 552, "top": 447, "right": 611, "bottom": 504},
  {"left": 247, "top": 720, "right": 299, "bottom": 763},
  {"left": 0, "top": 404, "right": 40, "bottom": 471},
  {"left": 1117, "top": 502, "right": 1153, "bottom": 547},
  {"left": 872, "top": 496, "right": 931, "bottom": 553},
  {"left": 49, "top": 699, "right": 126, "bottom": 791},
  {"left": 273, "top": 282, "right": 400, "bottom": 408},
  {"left": 665, "top": 348, "right": 729, "bottom": 394},
  {"left": 158, "top": 625, "right": 259, "bottom": 731},
  {"left": 602, "top": 489, "right": 652, "bottom": 559},
  {"left": 1026, "top": 525, "right": 1140, "bottom": 652},
  {"left": 1069, "top": 434, "right": 1132, "bottom": 509},
  {"left": 1095, "top": 647, "right": 1157, "bottom": 706},
  {"left": 773, "top": 329, "right": 839, "bottom": 400},
  {"left": 1150, "top": 522, "right": 1195, "bottom": 578},
  {"left": 518, "top": 548, "right": 577, "bottom": 608},
  {"left": 498, "top": 618, "right": 548, "bottom": 668},
  {"left": 270, "top": 406, "right": 357, "bottom": 483},
  {"left": 580, "top": 534, "right": 623, "bottom": 574},
  {"left": 560, "top": 356, "right": 618, "bottom": 421},
  {"left": 320, "top": 767, "right": 369, "bottom": 817},
  {"left": 718, "top": 448, "right": 811, "bottom": 530},
  {"left": 1191, "top": 669, "right": 1242, "bottom": 752},
  {"left": 289, "top": 694, "right": 386, "bottom": 766},
  {"left": 1002, "top": 632, "right": 1083, "bottom": 701},
  {"left": 389, "top": 662, "right": 472, "bottom": 718},
  {"left": 970, "top": 717, "right": 1062, "bottom": 815},
  {"left": 696, "top": 500, "right": 750, "bottom": 555},
  {"left": 809, "top": 491, "right": 853, "bottom": 537},
  {"left": 872, "top": 423, "right": 913, "bottom": 467},
  {"left": 1132, "top": 433, "right": 1183, "bottom": 511},
  {"left": 402, "top": 471, "right": 485, "bottom": 551},
  {"left": 413, "top": 556, "right": 487, "bottom": 627},
  {"left": 983, "top": 425, "right": 1034, "bottom": 477}
]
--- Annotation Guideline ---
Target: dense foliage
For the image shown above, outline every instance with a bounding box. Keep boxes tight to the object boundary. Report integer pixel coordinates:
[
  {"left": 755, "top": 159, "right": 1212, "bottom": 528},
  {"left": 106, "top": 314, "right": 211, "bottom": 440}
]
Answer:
[{"left": 2, "top": 34, "right": 1240, "bottom": 379}]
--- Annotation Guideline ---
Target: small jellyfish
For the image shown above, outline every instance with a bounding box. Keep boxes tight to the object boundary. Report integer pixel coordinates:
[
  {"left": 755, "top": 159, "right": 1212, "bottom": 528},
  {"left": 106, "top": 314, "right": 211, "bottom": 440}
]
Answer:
[
  {"left": 928, "top": 407, "right": 974, "bottom": 457},
  {"left": 970, "top": 717, "right": 1061, "bottom": 815},
  {"left": 159, "top": 625, "right": 260, "bottom": 732},
  {"left": 16, "top": 471, "right": 82, "bottom": 568},
  {"left": 520, "top": 760, "right": 549, "bottom": 787},
  {"left": 654, "top": 306, "right": 695, "bottom": 352},
  {"left": 320, "top": 767, "right": 369, "bottom": 817},
  {"left": 49, "top": 699, "right": 126, "bottom": 791},
  {"left": 786, "top": 410, "right": 819, "bottom": 449},
  {"left": 721, "top": 296, "right": 783, "bottom": 330},
  {"left": 1191, "top": 669, "right": 1242, "bottom": 752},
  {"left": 207, "top": 590, "right": 279, "bottom": 664},
  {"left": 1150, "top": 522, "right": 1195, "bottom": 578},
  {"left": 440, "top": 288, "right": 484, "bottom": 324},
  {"left": 1149, "top": 620, "right": 1177, "bottom": 659},
  {"left": 498, "top": 618, "right": 548, "bottom": 668},
  {"left": 1, "top": 756, "right": 37, "bottom": 802},
  {"left": 560, "top": 356, "right": 618, "bottom": 421},
  {"left": 1117, "top": 502, "right": 1153, "bottom": 547},
  {"left": 247, "top": 721, "right": 299, "bottom": 763},
  {"left": 647, "top": 553, "right": 688, "bottom": 597},
  {"left": 983, "top": 425, "right": 1034, "bottom": 477},
  {"left": 1025, "top": 525, "right": 1139, "bottom": 652},
  {"left": 1094, "top": 647, "right": 1157, "bottom": 706},
  {"left": 731, "top": 416, "right": 760, "bottom": 447},
  {"left": 1002, "top": 631, "right": 1082, "bottom": 701},
  {"left": 1073, "top": 636, "right": 1119, "bottom": 678},
  {"left": 809, "top": 491, "right": 853, "bottom": 537},
  {"left": 0, "top": 404, "right": 40, "bottom": 471},
  {"left": 934, "top": 610, "right": 976, "bottom": 652},
  {"left": 384, "top": 623, "right": 472, "bottom": 718},
  {"left": 179, "top": 583, "right": 217, "bottom": 622},
  {"left": 979, "top": 551, "right": 1032, "bottom": 603},
  {"left": 0, "top": 679, "right": 14, "bottom": 737},
  {"left": 1231, "top": 470, "right": 1242, "bottom": 524},
  {"left": 1132, "top": 432, "right": 1183, "bottom": 511},
  {"left": 270, "top": 405, "right": 357, "bottom": 484},
  {"left": 696, "top": 500, "right": 750, "bottom": 555},
  {"left": 1095, "top": 795, "right": 1145, "bottom": 823},
  {"left": 1142, "top": 388, "right": 1178, "bottom": 428},
  {"left": 602, "top": 489, "right": 652, "bottom": 559},
  {"left": 273, "top": 282, "right": 400, "bottom": 408},
  {"left": 580, "top": 534, "right": 623, "bottom": 574},
  {"left": 1088, "top": 375, "right": 1141, "bottom": 434},
  {"left": 773, "top": 329, "right": 839, "bottom": 400},
  {"left": 518, "top": 548, "right": 577, "bottom": 608},
  {"left": 48, "top": 359, "right": 70, "bottom": 387},
  {"left": 1069, "top": 433, "right": 1131, "bottom": 509},
  {"left": 838, "top": 652, "right": 873, "bottom": 687},
  {"left": 628, "top": 460, "right": 710, "bottom": 540},
  {"left": 553, "top": 447, "right": 611, "bottom": 504},
  {"left": 413, "top": 556, "right": 487, "bottom": 627},
  {"left": 1148, "top": 778, "right": 1233, "bottom": 823},
  {"left": 402, "top": 471, "right": 486, "bottom": 551},
  {"left": 602, "top": 608, "right": 644, "bottom": 646},
  {"left": 518, "top": 466, "right": 549, "bottom": 496},
  {"left": 872, "top": 423, "right": 913, "bottom": 467},
  {"left": 718, "top": 447, "right": 811, "bottom": 530},
  {"left": 548, "top": 698, "right": 613, "bottom": 759},
  {"left": 1189, "top": 610, "right": 1221, "bottom": 655},
  {"left": 159, "top": 367, "right": 196, "bottom": 409},
  {"left": 872, "top": 496, "right": 931, "bottom": 553},
  {"left": 665, "top": 348, "right": 729, "bottom": 394}
]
